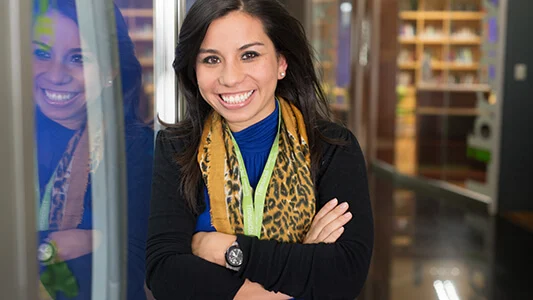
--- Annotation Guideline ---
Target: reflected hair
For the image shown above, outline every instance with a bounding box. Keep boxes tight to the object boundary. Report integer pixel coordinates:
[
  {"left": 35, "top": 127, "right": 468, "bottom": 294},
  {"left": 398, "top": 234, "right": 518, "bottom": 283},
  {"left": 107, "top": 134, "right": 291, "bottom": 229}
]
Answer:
[
  {"left": 172, "top": 0, "right": 333, "bottom": 211},
  {"left": 33, "top": 0, "right": 143, "bottom": 123}
]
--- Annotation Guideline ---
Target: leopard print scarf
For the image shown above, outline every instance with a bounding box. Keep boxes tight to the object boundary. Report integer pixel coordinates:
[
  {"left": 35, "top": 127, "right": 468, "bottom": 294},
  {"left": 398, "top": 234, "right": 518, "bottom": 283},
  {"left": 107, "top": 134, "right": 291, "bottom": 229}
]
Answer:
[
  {"left": 44, "top": 124, "right": 103, "bottom": 231},
  {"left": 46, "top": 126, "right": 89, "bottom": 231},
  {"left": 198, "top": 97, "right": 316, "bottom": 243}
]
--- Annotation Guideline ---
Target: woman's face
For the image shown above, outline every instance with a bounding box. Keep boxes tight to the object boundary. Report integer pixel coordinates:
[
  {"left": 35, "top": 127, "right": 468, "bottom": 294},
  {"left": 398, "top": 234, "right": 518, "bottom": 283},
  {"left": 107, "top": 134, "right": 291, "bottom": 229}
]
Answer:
[
  {"left": 32, "top": 10, "right": 106, "bottom": 129},
  {"left": 195, "top": 11, "right": 287, "bottom": 132}
]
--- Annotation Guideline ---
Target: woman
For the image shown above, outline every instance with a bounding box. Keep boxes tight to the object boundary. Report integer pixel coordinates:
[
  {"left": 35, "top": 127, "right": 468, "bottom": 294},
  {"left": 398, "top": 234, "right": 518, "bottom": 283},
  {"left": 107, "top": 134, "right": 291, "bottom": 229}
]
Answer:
[
  {"left": 33, "top": 0, "right": 153, "bottom": 299},
  {"left": 146, "top": 0, "right": 373, "bottom": 299}
]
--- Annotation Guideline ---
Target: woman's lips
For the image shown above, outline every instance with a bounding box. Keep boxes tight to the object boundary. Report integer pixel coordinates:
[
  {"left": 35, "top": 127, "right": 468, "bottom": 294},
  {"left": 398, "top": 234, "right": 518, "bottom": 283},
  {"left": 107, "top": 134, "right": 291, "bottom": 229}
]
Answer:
[
  {"left": 41, "top": 88, "right": 80, "bottom": 105},
  {"left": 219, "top": 90, "right": 255, "bottom": 104}
]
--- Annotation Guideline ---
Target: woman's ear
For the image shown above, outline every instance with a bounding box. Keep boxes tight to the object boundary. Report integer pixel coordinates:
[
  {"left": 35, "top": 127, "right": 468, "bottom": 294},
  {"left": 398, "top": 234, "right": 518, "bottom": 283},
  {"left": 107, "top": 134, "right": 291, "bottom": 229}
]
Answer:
[
  {"left": 277, "top": 54, "right": 288, "bottom": 80},
  {"left": 104, "top": 69, "right": 120, "bottom": 87},
  {"left": 104, "top": 76, "right": 113, "bottom": 87}
]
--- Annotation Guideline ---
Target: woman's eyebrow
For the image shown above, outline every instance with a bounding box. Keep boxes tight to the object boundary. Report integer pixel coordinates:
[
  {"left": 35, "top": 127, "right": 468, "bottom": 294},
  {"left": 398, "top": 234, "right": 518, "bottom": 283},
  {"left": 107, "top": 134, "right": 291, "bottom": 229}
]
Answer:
[
  {"left": 66, "top": 48, "right": 90, "bottom": 55},
  {"left": 238, "top": 42, "right": 264, "bottom": 50},
  {"left": 198, "top": 42, "right": 265, "bottom": 54},
  {"left": 198, "top": 48, "right": 220, "bottom": 55},
  {"left": 32, "top": 40, "right": 51, "bottom": 51}
]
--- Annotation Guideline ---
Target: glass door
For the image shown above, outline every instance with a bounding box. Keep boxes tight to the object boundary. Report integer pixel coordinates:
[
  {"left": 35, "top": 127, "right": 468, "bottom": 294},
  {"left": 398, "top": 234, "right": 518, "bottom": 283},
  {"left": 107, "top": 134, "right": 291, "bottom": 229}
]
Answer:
[
  {"left": 306, "top": 0, "right": 380, "bottom": 161},
  {"left": 0, "top": 0, "right": 189, "bottom": 298},
  {"left": 31, "top": 0, "right": 147, "bottom": 299},
  {"left": 308, "top": 0, "right": 357, "bottom": 131},
  {"left": 116, "top": 0, "right": 194, "bottom": 127}
]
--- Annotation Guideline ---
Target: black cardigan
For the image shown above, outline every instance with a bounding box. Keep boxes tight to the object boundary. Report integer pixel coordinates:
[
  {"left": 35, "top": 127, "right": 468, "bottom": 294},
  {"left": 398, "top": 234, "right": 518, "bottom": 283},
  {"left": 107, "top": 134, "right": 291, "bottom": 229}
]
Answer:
[{"left": 145, "top": 121, "right": 374, "bottom": 299}]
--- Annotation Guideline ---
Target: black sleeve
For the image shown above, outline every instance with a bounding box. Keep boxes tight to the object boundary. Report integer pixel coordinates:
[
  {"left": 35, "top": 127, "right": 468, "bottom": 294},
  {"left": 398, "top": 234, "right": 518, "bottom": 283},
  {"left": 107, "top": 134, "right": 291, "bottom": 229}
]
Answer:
[
  {"left": 235, "top": 124, "right": 374, "bottom": 299},
  {"left": 145, "top": 129, "right": 245, "bottom": 300}
]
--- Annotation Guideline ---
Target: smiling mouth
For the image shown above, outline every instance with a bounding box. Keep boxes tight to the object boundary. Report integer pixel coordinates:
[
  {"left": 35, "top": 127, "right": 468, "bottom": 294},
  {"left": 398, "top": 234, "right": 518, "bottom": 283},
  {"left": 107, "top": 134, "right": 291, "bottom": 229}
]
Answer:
[
  {"left": 42, "top": 89, "right": 79, "bottom": 102},
  {"left": 219, "top": 90, "right": 255, "bottom": 104}
]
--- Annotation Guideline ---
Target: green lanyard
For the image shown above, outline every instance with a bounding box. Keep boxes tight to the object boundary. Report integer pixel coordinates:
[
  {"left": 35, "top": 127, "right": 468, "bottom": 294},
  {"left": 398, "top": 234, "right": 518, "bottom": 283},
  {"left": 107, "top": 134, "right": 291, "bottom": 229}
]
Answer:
[
  {"left": 228, "top": 105, "right": 281, "bottom": 238},
  {"left": 38, "top": 169, "right": 57, "bottom": 231}
]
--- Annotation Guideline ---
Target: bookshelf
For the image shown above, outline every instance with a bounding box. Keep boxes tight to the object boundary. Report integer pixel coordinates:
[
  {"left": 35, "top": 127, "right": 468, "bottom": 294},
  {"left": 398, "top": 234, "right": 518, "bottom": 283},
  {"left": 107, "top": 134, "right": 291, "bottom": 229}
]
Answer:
[
  {"left": 121, "top": 8, "right": 153, "bottom": 17},
  {"left": 120, "top": 7, "right": 154, "bottom": 123},
  {"left": 396, "top": 0, "right": 490, "bottom": 184},
  {"left": 397, "top": 4, "right": 486, "bottom": 88}
]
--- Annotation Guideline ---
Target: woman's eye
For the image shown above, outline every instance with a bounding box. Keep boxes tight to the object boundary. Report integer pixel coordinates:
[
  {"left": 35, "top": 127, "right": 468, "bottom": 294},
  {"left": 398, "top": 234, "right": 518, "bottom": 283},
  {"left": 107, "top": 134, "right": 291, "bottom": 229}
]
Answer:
[
  {"left": 242, "top": 51, "right": 259, "bottom": 60},
  {"left": 34, "top": 49, "right": 51, "bottom": 60},
  {"left": 71, "top": 54, "right": 90, "bottom": 64},
  {"left": 202, "top": 56, "right": 221, "bottom": 65}
]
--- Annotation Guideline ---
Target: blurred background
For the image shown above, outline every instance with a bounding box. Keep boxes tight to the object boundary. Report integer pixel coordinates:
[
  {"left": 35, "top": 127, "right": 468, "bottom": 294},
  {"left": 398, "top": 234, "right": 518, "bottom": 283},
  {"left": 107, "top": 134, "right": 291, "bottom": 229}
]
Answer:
[{"left": 1, "top": 0, "right": 532, "bottom": 299}]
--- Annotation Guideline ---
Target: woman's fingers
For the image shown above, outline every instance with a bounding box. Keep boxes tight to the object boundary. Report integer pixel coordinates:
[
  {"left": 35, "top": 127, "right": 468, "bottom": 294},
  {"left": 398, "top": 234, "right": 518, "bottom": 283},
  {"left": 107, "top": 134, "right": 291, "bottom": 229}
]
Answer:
[
  {"left": 304, "top": 198, "right": 338, "bottom": 243},
  {"left": 313, "top": 198, "right": 338, "bottom": 221},
  {"left": 315, "top": 212, "right": 352, "bottom": 242},
  {"left": 304, "top": 200, "right": 351, "bottom": 243},
  {"left": 314, "top": 202, "right": 350, "bottom": 233},
  {"left": 322, "top": 226, "right": 345, "bottom": 243}
]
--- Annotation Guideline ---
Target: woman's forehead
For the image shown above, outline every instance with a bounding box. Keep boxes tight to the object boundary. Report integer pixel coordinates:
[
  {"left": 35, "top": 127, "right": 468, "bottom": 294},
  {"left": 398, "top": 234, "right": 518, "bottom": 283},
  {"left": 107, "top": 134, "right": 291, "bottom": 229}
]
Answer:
[
  {"left": 201, "top": 11, "right": 271, "bottom": 49},
  {"left": 33, "top": 11, "right": 82, "bottom": 49}
]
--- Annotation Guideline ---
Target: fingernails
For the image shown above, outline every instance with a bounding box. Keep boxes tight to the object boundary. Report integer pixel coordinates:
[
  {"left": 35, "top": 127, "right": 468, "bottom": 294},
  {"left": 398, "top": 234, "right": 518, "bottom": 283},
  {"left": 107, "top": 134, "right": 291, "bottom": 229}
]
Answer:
[
  {"left": 329, "top": 198, "right": 338, "bottom": 206},
  {"left": 340, "top": 202, "right": 349, "bottom": 209},
  {"left": 344, "top": 212, "right": 352, "bottom": 219}
]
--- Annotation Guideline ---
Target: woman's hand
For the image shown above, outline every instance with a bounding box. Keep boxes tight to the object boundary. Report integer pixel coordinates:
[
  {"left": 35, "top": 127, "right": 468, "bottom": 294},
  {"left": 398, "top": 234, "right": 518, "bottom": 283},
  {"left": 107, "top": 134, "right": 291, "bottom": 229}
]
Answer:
[
  {"left": 303, "top": 198, "right": 352, "bottom": 244},
  {"left": 48, "top": 229, "right": 100, "bottom": 261},
  {"left": 191, "top": 231, "right": 236, "bottom": 267},
  {"left": 234, "top": 279, "right": 292, "bottom": 300},
  {"left": 192, "top": 233, "right": 292, "bottom": 299}
]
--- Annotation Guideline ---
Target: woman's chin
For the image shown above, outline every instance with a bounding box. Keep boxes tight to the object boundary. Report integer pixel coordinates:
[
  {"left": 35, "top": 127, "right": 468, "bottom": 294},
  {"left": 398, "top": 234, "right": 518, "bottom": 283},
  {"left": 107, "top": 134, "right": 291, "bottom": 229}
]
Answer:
[{"left": 37, "top": 99, "right": 88, "bottom": 129}]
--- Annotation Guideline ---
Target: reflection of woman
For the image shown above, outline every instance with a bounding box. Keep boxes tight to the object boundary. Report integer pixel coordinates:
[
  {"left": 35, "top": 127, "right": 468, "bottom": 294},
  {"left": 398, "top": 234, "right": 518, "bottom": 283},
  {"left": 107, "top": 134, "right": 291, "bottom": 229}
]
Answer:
[
  {"left": 33, "top": 1, "right": 153, "bottom": 299},
  {"left": 146, "top": 0, "right": 373, "bottom": 299}
]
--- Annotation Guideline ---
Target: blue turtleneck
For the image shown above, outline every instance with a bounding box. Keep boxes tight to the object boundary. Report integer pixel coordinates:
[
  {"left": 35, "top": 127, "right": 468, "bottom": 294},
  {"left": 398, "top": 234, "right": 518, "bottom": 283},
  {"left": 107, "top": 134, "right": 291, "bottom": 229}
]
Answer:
[{"left": 195, "top": 101, "right": 279, "bottom": 232}]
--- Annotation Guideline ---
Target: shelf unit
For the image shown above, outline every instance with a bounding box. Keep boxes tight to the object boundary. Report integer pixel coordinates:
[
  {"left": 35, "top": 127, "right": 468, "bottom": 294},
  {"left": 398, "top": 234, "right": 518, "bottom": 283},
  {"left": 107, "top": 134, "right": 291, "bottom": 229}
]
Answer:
[
  {"left": 416, "top": 107, "right": 479, "bottom": 116},
  {"left": 399, "top": 11, "right": 485, "bottom": 20},
  {"left": 120, "top": 6, "right": 154, "bottom": 123},
  {"left": 398, "top": 5, "right": 485, "bottom": 86},
  {"left": 396, "top": 0, "right": 490, "bottom": 185},
  {"left": 416, "top": 82, "right": 490, "bottom": 92},
  {"left": 121, "top": 8, "right": 153, "bottom": 17}
]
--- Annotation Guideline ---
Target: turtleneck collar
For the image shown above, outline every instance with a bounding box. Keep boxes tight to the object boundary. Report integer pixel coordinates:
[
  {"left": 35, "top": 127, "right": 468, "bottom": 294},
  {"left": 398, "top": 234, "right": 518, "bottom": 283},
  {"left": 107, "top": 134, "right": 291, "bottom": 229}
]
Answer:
[{"left": 232, "top": 100, "right": 279, "bottom": 154}]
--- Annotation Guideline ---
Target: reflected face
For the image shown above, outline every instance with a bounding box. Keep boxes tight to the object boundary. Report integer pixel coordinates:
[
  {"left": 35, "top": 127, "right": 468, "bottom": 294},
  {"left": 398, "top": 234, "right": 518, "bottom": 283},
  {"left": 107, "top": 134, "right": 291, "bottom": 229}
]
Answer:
[
  {"left": 195, "top": 11, "right": 287, "bottom": 132},
  {"left": 32, "top": 10, "right": 106, "bottom": 129}
]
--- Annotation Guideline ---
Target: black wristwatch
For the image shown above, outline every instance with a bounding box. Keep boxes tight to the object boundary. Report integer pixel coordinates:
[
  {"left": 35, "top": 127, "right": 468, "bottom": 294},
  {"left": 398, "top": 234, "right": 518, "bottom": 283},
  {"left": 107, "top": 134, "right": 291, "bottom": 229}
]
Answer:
[
  {"left": 38, "top": 240, "right": 57, "bottom": 265},
  {"left": 225, "top": 241, "right": 243, "bottom": 271}
]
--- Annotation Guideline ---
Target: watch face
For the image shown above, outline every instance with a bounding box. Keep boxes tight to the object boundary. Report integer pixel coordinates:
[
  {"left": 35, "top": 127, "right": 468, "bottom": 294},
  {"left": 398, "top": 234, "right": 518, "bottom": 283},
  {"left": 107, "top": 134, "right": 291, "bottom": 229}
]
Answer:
[
  {"left": 226, "top": 246, "right": 243, "bottom": 267},
  {"left": 38, "top": 243, "right": 54, "bottom": 262}
]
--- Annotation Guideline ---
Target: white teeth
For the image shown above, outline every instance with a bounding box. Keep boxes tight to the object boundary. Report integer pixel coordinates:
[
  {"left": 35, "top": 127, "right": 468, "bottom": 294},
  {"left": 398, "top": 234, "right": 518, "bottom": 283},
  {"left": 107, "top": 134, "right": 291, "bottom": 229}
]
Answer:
[
  {"left": 44, "top": 89, "right": 76, "bottom": 102},
  {"left": 221, "top": 90, "right": 254, "bottom": 104}
]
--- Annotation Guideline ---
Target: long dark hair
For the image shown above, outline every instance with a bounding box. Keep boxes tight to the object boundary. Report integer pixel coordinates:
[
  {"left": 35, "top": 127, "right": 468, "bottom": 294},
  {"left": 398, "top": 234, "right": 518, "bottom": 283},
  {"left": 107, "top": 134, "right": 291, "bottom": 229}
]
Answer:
[
  {"left": 173, "top": 0, "right": 334, "bottom": 210},
  {"left": 33, "top": 0, "right": 143, "bottom": 124}
]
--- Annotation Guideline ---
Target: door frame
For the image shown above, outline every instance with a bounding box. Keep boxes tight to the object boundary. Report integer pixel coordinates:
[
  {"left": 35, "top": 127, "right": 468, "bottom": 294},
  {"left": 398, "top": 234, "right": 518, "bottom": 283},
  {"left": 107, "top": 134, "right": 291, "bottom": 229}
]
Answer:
[{"left": 0, "top": 0, "right": 39, "bottom": 298}]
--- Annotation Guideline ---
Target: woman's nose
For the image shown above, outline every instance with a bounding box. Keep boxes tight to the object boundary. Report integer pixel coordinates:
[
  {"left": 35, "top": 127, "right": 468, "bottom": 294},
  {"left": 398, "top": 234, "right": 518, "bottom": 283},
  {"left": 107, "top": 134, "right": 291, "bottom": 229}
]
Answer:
[
  {"left": 43, "top": 61, "right": 71, "bottom": 85},
  {"left": 218, "top": 61, "right": 245, "bottom": 87}
]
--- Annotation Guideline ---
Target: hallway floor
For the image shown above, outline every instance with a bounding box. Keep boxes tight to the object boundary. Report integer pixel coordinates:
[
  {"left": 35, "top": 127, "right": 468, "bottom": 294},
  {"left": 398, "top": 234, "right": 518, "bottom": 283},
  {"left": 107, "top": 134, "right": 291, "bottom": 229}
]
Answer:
[{"left": 361, "top": 175, "right": 533, "bottom": 300}]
